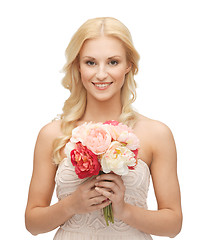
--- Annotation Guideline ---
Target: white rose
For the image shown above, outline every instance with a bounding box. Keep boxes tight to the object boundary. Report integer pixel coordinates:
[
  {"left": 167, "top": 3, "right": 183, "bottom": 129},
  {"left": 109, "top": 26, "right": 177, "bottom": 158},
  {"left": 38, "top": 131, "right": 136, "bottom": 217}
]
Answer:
[{"left": 101, "top": 141, "right": 137, "bottom": 175}]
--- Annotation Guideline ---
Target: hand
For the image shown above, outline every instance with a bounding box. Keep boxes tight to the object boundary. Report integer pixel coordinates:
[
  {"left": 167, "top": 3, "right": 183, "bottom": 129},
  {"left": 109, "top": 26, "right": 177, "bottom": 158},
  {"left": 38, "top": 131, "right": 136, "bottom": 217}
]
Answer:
[
  {"left": 70, "top": 177, "right": 111, "bottom": 215},
  {"left": 94, "top": 173, "right": 126, "bottom": 221}
]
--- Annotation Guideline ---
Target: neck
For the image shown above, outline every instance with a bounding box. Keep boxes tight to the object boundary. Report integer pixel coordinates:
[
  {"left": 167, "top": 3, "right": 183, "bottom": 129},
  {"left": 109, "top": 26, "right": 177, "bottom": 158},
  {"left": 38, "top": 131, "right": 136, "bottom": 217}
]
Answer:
[{"left": 80, "top": 95, "right": 122, "bottom": 123}]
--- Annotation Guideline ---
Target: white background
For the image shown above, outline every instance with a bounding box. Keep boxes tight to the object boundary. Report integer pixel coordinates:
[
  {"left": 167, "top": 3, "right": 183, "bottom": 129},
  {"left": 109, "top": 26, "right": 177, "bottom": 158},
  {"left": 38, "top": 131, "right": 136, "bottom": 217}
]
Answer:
[{"left": 0, "top": 0, "right": 205, "bottom": 239}]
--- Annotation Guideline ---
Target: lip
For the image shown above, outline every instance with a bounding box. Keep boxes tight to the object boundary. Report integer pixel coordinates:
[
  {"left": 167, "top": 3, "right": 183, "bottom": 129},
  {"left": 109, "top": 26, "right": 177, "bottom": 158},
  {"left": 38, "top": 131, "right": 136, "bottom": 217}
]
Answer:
[
  {"left": 92, "top": 82, "right": 113, "bottom": 90},
  {"left": 92, "top": 82, "right": 113, "bottom": 85}
]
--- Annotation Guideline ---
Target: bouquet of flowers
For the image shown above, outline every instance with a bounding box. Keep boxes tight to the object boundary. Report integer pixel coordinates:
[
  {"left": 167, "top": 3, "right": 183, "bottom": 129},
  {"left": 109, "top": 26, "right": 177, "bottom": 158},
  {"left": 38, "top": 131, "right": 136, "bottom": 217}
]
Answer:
[{"left": 64, "top": 120, "right": 140, "bottom": 225}]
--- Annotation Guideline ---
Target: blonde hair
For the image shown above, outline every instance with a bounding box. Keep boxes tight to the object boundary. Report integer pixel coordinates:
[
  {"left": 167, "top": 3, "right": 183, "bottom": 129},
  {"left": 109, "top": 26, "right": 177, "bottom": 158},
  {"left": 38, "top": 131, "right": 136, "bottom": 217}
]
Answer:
[{"left": 53, "top": 17, "right": 140, "bottom": 164}]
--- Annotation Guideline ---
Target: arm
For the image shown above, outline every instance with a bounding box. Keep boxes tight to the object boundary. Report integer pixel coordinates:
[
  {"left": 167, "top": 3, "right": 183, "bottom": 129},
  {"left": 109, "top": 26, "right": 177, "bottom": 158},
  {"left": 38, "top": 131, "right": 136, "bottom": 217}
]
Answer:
[
  {"left": 25, "top": 121, "right": 111, "bottom": 235},
  {"left": 25, "top": 121, "right": 74, "bottom": 235},
  {"left": 95, "top": 122, "right": 182, "bottom": 238}
]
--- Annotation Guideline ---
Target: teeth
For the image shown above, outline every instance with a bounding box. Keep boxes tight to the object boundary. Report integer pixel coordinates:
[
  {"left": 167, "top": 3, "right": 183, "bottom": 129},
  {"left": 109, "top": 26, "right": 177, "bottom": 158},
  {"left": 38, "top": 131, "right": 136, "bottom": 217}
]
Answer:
[
  {"left": 94, "top": 83, "right": 111, "bottom": 88},
  {"left": 96, "top": 84, "right": 109, "bottom": 88}
]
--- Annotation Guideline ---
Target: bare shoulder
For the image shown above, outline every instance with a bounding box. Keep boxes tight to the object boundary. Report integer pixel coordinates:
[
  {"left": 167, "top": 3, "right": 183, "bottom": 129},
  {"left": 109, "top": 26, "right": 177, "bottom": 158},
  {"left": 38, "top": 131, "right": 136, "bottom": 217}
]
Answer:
[
  {"left": 133, "top": 113, "right": 176, "bottom": 161},
  {"left": 37, "top": 119, "right": 63, "bottom": 141},
  {"left": 34, "top": 120, "right": 64, "bottom": 158},
  {"left": 33, "top": 120, "right": 64, "bottom": 169},
  {"left": 135, "top": 113, "right": 174, "bottom": 138}
]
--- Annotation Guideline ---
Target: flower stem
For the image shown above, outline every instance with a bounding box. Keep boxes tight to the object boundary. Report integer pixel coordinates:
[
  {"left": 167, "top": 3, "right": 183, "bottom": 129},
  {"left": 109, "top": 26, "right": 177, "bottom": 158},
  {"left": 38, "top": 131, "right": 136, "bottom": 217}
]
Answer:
[
  {"left": 99, "top": 171, "right": 114, "bottom": 226},
  {"left": 103, "top": 203, "right": 114, "bottom": 226}
]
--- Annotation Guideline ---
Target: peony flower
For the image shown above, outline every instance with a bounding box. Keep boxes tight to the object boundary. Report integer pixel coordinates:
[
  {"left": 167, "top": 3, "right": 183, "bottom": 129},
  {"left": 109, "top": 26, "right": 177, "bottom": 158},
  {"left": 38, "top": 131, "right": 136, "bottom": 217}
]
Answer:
[
  {"left": 101, "top": 141, "right": 137, "bottom": 175},
  {"left": 103, "top": 120, "right": 120, "bottom": 126},
  {"left": 83, "top": 123, "right": 112, "bottom": 155},
  {"left": 104, "top": 121, "right": 133, "bottom": 140},
  {"left": 70, "top": 122, "right": 89, "bottom": 144},
  {"left": 70, "top": 142, "right": 101, "bottom": 179},
  {"left": 117, "top": 131, "right": 140, "bottom": 150},
  {"left": 65, "top": 121, "right": 140, "bottom": 226},
  {"left": 115, "top": 123, "right": 133, "bottom": 137},
  {"left": 129, "top": 149, "right": 138, "bottom": 170}
]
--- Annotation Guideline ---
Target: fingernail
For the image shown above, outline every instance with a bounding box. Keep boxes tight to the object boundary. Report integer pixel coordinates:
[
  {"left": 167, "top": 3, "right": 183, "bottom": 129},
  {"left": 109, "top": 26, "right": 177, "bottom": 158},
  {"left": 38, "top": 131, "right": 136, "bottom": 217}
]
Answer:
[
  {"left": 96, "top": 176, "right": 100, "bottom": 180},
  {"left": 95, "top": 187, "right": 100, "bottom": 190}
]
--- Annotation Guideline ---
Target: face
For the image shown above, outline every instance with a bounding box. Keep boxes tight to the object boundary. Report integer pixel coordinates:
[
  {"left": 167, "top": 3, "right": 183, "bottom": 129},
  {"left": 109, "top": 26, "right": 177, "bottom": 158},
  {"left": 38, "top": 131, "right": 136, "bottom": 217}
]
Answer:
[{"left": 79, "top": 36, "right": 131, "bottom": 102}]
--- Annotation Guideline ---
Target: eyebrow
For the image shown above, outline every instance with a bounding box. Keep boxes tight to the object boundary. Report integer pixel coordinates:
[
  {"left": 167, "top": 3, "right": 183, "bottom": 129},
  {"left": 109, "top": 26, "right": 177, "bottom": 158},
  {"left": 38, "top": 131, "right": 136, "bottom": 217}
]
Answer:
[
  {"left": 82, "top": 55, "right": 121, "bottom": 60},
  {"left": 108, "top": 55, "right": 121, "bottom": 59},
  {"left": 82, "top": 56, "right": 95, "bottom": 60}
]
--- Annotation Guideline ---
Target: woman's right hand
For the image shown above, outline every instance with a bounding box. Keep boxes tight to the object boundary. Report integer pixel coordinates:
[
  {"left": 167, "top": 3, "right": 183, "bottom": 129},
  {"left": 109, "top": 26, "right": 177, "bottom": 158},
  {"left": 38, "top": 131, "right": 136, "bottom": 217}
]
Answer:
[{"left": 69, "top": 177, "right": 111, "bottom": 215}]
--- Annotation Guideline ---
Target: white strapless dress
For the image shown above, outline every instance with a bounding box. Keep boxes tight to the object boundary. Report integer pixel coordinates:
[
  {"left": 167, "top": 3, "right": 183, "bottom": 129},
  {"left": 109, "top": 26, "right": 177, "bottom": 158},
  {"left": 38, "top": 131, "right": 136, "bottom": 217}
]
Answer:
[{"left": 54, "top": 155, "right": 153, "bottom": 240}]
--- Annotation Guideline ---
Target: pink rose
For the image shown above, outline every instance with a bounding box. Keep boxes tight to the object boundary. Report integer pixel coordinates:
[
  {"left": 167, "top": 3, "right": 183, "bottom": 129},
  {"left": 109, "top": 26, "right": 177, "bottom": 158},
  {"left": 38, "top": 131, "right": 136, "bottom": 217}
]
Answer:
[
  {"left": 103, "top": 121, "right": 120, "bottom": 140},
  {"left": 103, "top": 120, "right": 120, "bottom": 126},
  {"left": 70, "top": 122, "right": 88, "bottom": 143},
  {"left": 115, "top": 123, "right": 133, "bottom": 134},
  {"left": 84, "top": 123, "right": 112, "bottom": 155},
  {"left": 104, "top": 122, "right": 133, "bottom": 142},
  {"left": 70, "top": 142, "right": 101, "bottom": 179},
  {"left": 117, "top": 131, "right": 140, "bottom": 150}
]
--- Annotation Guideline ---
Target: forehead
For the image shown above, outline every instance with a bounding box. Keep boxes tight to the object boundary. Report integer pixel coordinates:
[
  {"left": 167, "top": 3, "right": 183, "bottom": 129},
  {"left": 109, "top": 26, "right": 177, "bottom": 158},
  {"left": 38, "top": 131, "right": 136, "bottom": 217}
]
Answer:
[{"left": 79, "top": 36, "right": 126, "bottom": 58}]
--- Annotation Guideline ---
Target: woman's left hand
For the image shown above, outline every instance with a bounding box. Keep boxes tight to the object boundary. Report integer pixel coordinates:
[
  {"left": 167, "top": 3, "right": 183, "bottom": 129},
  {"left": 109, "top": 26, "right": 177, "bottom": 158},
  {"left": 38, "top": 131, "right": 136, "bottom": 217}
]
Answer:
[{"left": 95, "top": 173, "right": 126, "bottom": 221}]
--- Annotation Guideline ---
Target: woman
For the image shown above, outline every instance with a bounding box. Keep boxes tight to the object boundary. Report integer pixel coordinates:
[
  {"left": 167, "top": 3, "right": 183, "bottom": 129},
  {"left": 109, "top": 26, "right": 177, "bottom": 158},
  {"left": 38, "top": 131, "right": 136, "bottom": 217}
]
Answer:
[{"left": 25, "top": 17, "right": 182, "bottom": 239}]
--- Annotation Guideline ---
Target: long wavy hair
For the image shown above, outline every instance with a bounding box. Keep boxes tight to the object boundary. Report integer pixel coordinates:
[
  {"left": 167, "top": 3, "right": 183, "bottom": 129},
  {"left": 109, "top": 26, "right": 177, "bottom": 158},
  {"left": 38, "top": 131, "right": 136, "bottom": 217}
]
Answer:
[{"left": 53, "top": 17, "right": 140, "bottom": 164}]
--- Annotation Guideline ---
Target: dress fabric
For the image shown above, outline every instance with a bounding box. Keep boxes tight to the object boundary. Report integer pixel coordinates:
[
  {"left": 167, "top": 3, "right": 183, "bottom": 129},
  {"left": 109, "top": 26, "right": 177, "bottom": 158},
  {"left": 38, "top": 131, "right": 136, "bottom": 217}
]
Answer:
[{"left": 54, "top": 153, "right": 153, "bottom": 240}]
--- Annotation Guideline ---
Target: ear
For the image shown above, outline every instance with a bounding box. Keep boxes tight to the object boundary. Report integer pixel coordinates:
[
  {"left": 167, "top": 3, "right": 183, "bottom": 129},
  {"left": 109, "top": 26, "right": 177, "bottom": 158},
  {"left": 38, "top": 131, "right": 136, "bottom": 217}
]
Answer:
[{"left": 125, "top": 62, "right": 132, "bottom": 74}]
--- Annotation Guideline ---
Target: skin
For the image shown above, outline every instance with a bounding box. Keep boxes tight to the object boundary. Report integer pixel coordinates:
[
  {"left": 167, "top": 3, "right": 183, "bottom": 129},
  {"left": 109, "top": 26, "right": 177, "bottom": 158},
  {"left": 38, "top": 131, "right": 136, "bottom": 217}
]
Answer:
[
  {"left": 25, "top": 36, "right": 182, "bottom": 237},
  {"left": 79, "top": 36, "right": 131, "bottom": 104}
]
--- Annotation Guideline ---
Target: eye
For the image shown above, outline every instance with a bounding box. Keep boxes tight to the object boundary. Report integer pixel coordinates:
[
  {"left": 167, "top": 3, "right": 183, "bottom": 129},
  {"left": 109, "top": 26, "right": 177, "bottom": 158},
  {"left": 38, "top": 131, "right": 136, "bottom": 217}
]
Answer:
[
  {"left": 109, "top": 60, "right": 118, "bottom": 66},
  {"left": 86, "top": 61, "right": 96, "bottom": 66}
]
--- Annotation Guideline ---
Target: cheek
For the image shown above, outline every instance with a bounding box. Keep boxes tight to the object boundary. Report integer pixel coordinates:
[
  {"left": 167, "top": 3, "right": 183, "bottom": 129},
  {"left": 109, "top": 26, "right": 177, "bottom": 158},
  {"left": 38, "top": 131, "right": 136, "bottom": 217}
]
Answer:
[
  {"left": 110, "top": 68, "right": 127, "bottom": 82},
  {"left": 80, "top": 67, "right": 93, "bottom": 85}
]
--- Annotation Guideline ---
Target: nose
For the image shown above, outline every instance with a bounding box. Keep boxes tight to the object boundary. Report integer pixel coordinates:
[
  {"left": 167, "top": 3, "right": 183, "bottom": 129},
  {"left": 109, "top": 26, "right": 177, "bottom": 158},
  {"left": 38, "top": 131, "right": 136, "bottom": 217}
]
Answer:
[{"left": 96, "top": 65, "right": 108, "bottom": 80}]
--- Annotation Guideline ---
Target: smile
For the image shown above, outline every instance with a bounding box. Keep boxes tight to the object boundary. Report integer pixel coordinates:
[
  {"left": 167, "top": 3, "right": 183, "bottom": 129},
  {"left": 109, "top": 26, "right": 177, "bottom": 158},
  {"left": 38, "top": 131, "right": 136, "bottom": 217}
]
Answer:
[{"left": 92, "top": 82, "right": 113, "bottom": 90}]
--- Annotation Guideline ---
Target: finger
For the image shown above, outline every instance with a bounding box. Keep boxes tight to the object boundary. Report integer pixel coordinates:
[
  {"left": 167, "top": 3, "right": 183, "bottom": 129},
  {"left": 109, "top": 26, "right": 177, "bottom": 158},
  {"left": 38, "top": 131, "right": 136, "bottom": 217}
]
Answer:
[
  {"left": 95, "top": 181, "right": 119, "bottom": 194},
  {"left": 95, "top": 187, "right": 114, "bottom": 201},
  {"left": 89, "top": 195, "right": 109, "bottom": 206},
  {"left": 89, "top": 188, "right": 104, "bottom": 198},
  {"left": 96, "top": 174, "right": 125, "bottom": 191},
  {"left": 82, "top": 176, "right": 99, "bottom": 189},
  {"left": 90, "top": 198, "right": 112, "bottom": 212},
  {"left": 88, "top": 186, "right": 111, "bottom": 200},
  {"left": 96, "top": 173, "right": 122, "bottom": 183}
]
